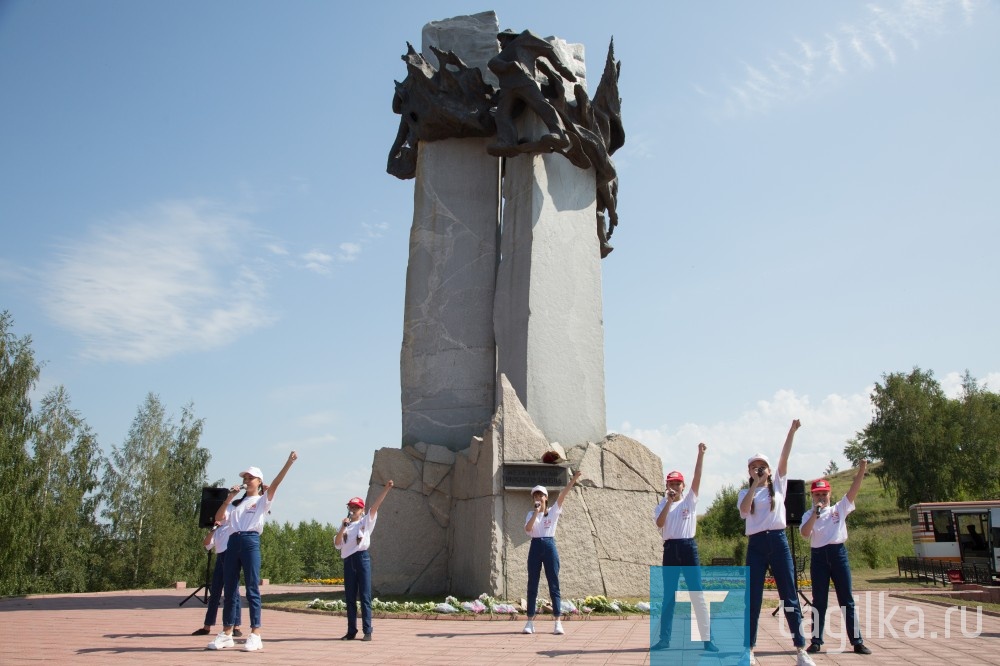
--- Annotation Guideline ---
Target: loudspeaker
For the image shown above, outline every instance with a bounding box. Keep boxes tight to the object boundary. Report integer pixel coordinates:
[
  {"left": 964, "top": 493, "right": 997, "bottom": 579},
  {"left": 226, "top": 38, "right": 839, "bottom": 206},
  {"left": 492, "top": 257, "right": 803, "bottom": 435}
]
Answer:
[
  {"left": 785, "top": 479, "right": 806, "bottom": 526},
  {"left": 199, "top": 487, "right": 229, "bottom": 528}
]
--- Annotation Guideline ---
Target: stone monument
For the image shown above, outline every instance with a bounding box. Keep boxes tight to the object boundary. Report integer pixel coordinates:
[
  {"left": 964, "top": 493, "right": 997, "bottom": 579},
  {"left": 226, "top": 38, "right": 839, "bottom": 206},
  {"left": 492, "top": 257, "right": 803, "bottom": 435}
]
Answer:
[{"left": 368, "top": 10, "right": 663, "bottom": 600}]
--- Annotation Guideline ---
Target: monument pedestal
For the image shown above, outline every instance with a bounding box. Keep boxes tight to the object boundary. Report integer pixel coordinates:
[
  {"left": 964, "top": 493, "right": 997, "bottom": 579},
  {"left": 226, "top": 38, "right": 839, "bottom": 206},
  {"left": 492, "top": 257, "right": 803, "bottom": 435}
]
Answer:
[{"left": 369, "top": 375, "right": 663, "bottom": 599}]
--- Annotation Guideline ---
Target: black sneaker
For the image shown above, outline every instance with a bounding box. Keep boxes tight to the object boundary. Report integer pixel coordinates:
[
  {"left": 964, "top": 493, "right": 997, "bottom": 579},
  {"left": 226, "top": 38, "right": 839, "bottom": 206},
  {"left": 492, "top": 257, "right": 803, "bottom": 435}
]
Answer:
[
  {"left": 853, "top": 643, "right": 872, "bottom": 655},
  {"left": 704, "top": 641, "right": 719, "bottom": 652},
  {"left": 191, "top": 628, "right": 210, "bottom": 636},
  {"left": 233, "top": 629, "right": 243, "bottom": 638},
  {"left": 340, "top": 632, "right": 357, "bottom": 641},
  {"left": 361, "top": 634, "right": 372, "bottom": 642},
  {"left": 806, "top": 643, "right": 821, "bottom": 653},
  {"left": 650, "top": 639, "right": 670, "bottom": 650}
]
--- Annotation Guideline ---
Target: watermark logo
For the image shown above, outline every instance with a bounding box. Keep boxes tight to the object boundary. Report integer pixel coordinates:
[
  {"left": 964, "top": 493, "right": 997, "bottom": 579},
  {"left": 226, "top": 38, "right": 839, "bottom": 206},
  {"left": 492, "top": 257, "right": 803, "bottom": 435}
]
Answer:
[
  {"left": 650, "top": 565, "right": 748, "bottom": 665},
  {"left": 774, "top": 591, "right": 983, "bottom": 652}
]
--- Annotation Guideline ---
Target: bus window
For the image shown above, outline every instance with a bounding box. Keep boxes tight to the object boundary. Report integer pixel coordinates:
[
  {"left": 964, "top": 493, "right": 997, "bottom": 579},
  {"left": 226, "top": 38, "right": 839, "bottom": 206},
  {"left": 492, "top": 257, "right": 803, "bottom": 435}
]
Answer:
[{"left": 932, "top": 510, "right": 955, "bottom": 543}]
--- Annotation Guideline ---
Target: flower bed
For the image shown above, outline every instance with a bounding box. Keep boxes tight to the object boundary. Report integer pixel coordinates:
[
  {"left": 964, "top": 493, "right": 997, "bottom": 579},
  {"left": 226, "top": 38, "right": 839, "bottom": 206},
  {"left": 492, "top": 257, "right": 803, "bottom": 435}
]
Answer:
[{"left": 305, "top": 592, "right": 651, "bottom": 616}]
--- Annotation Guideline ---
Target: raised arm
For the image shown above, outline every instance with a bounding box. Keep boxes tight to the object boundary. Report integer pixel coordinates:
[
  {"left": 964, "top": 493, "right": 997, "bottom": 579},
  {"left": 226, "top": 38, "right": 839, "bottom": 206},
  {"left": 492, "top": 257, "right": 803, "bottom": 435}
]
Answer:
[
  {"left": 266, "top": 450, "right": 298, "bottom": 501},
  {"left": 777, "top": 419, "right": 801, "bottom": 478},
  {"left": 691, "top": 442, "right": 707, "bottom": 497},
  {"left": 368, "top": 480, "right": 394, "bottom": 518},
  {"left": 845, "top": 459, "right": 867, "bottom": 504},
  {"left": 555, "top": 469, "right": 583, "bottom": 507}
]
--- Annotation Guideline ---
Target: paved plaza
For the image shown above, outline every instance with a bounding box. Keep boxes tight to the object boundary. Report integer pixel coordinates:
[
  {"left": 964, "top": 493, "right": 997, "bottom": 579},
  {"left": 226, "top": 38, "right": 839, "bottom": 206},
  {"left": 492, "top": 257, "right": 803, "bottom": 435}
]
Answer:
[{"left": 2, "top": 585, "right": 999, "bottom": 664}]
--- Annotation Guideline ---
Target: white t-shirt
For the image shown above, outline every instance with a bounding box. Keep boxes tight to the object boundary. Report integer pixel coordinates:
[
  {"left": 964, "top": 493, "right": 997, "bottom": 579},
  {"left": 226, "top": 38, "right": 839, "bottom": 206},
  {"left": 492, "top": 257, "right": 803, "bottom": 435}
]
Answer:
[
  {"left": 800, "top": 495, "right": 855, "bottom": 547},
  {"left": 525, "top": 502, "right": 562, "bottom": 538},
  {"left": 737, "top": 470, "right": 788, "bottom": 535},
  {"left": 207, "top": 511, "right": 234, "bottom": 554},
  {"left": 653, "top": 491, "right": 699, "bottom": 540},
  {"left": 336, "top": 512, "right": 377, "bottom": 559},
  {"left": 226, "top": 492, "right": 273, "bottom": 534}
]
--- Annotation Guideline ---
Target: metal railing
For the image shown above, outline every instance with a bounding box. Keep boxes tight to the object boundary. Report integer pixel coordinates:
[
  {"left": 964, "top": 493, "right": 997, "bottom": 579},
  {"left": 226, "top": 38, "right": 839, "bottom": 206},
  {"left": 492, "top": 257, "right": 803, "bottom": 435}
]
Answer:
[{"left": 897, "top": 556, "right": 996, "bottom": 586}]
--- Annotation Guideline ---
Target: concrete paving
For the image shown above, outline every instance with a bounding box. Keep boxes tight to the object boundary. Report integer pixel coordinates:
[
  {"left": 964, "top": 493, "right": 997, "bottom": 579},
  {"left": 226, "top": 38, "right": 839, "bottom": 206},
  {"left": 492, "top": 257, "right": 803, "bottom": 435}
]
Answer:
[{"left": 2, "top": 585, "right": 999, "bottom": 664}]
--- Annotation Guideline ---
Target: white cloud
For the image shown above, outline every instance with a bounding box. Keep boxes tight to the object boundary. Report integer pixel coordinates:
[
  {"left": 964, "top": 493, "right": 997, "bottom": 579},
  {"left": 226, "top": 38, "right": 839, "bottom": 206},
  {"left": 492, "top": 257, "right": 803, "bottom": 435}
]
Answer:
[
  {"left": 618, "top": 386, "right": 874, "bottom": 508},
  {"left": 294, "top": 410, "right": 338, "bottom": 429},
  {"left": 715, "top": 0, "right": 982, "bottom": 116},
  {"left": 941, "top": 370, "right": 1000, "bottom": 398},
  {"left": 302, "top": 249, "right": 333, "bottom": 274},
  {"left": 363, "top": 222, "right": 389, "bottom": 239},
  {"left": 42, "top": 199, "right": 275, "bottom": 363},
  {"left": 337, "top": 242, "right": 362, "bottom": 262}
]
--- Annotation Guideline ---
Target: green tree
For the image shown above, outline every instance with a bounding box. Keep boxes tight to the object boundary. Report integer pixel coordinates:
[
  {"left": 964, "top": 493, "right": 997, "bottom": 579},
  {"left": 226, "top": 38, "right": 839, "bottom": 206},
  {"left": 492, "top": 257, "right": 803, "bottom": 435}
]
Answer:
[
  {"left": 698, "top": 484, "right": 744, "bottom": 538},
  {"left": 260, "top": 522, "right": 304, "bottom": 583},
  {"left": 100, "top": 394, "right": 210, "bottom": 589},
  {"left": 954, "top": 372, "right": 1000, "bottom": 500},
  {"left": 859, "top": 368, "right": 963, "bottom": 510},
  {"left": 296, "top": 520, "right": 342, "bottom": 579},
  {"left": 29, "top": 386, "right": 104, "bottom": 593},
  {"left": 823, "top": 459, "right": 839, "bottom": 476},
  {"left": 154, "top": 404, "right": 209, "bottom": 585},
  {"left": 0, "top": 311, "right": 41, "bottom": 595},
  {"left": 843, "top": 437, "right": 867, "bottom": 468}
]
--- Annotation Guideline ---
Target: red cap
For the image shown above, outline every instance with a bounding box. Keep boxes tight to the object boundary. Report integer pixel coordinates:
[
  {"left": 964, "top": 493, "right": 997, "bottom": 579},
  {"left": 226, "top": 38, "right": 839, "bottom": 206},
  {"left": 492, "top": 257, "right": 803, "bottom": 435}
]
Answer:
[
  {"left": 810, "top": 479, "right": 831, "bottom": 493},
  {"left": 347, "top": 497, "right": 365, "bottom": 508},
  {"left": 665, "top": 471, "right": 684, "bottom": 483}
]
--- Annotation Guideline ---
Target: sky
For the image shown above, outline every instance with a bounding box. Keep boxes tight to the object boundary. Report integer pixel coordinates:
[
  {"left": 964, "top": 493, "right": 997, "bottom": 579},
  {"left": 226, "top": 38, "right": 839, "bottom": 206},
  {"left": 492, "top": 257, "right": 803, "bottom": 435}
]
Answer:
[{"left": 2, "top": 1, "right": 998, "bottom": 526}]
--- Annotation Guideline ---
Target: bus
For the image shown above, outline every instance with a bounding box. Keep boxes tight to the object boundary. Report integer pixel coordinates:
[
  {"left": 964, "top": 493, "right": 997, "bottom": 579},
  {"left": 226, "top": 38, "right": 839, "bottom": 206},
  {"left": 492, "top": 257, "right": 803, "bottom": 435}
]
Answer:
[{"left": 909, "top": 501, "right": 1000, "bottom": 572}]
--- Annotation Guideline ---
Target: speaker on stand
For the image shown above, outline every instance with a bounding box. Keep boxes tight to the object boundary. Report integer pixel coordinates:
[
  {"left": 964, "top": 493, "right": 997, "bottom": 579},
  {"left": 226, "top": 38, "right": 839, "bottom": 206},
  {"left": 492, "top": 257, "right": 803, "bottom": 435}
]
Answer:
[
  {"left": 773, "top": 479, "right": 812, "bottom": 615},
  {"left": 180, "top": 487, "right": 229, "bottom": 607}
]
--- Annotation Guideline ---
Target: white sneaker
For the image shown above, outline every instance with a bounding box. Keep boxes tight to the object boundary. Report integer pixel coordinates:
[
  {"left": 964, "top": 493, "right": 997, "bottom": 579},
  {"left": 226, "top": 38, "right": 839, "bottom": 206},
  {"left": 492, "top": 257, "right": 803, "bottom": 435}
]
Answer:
[
  {"left": 243, "top": 633, "right": 263, "bottom": 652},
  {"left": 553, "top": 619, "right": 564, "bottom": 635},
  {"left": 207, "top": 632, "right": 234, "bottom": 650},
  {"left": 796, "top": 648, "right": 816, "bottom": 666},
  {"left": 737, "top": 650, "right": 758, "bottom": 666},
  {"left": 522, "top": 620, "right": 534, "bottom": 634}
]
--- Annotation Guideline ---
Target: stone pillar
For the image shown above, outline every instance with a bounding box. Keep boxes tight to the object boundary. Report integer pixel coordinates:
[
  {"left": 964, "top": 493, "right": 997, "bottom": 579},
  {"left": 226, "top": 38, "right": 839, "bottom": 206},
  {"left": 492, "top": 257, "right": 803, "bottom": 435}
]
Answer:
[
  {"left": 494, "top": 117, "right": 607, "bottom": 446},
  {"left": 400, "top": 13, "right": 500, "bottom": 450}
]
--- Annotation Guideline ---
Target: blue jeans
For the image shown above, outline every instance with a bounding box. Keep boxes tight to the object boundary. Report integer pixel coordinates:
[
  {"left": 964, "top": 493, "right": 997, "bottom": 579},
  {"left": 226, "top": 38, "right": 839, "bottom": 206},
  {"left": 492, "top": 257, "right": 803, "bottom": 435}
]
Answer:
[
  {"left": 344, "top": 550, "right": 372, "bottom": 636},
  {"left": 746, "top": 529, "right": 807, "bottom": 648},
  {"left": 204, "top": 550, "right": 241, "bottom": 627},
  {"left": 224, "top": 533, "right": 261, "bottom": 629},
  {"left": 810, "top": 543, "right": 862, "bottom": 646},
  {"left": 527, "top": 537, "right": 561, "bottom": 618},
  {"left": 659, "top": 538, "right": 706, "bottom": 641}
]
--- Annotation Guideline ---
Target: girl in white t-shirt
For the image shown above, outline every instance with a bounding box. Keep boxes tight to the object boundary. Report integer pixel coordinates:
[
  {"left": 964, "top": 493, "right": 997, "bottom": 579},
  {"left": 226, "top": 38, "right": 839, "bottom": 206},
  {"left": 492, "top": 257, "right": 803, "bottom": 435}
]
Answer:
[
  {"left": 522, "top": 469, "right": 583, "bottom": 636},
  {"left": 192, "top": 513, "right": 242, "bottom": 637},
  {"left": 334, "top": 480, "right": 394, "bottom": 642},
  {"left": 799, "top": 459, "right": 871, "bottom": 655},
  {"left": 207, "top": 451, "right": 298, "bottom": 653},
  {"left": 651, "top": 442, "right": 717, "bottom": 652},
  {"left": 736, "top": 420, "right": 814, "bottom": 666}
]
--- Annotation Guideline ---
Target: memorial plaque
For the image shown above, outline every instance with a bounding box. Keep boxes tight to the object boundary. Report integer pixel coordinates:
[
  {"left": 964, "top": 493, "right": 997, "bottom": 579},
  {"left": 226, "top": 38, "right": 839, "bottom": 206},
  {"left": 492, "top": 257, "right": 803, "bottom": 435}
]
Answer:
[{"left": 502, "top": 463, "right": 570, "bottom": 490}]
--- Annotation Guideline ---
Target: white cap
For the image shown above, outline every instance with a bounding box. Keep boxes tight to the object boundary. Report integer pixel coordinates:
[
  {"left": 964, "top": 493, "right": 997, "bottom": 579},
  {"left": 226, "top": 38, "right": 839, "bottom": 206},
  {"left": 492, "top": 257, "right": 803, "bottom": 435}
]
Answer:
[
  {"left": 241, "top": 466, "right": 264, "bottom": 480},
  {"left": 530, "top": 485, "right": 549, "bottom": 496},
  {"left": 747, "top": 453, "right": 771, "bottom": 468}
]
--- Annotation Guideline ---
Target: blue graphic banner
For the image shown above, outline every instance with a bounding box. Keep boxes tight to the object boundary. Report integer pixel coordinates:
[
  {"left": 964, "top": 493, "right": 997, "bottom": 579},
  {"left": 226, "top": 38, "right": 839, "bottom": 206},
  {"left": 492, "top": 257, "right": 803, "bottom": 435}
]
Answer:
[{"left": 649, "top": 565, "right": 748, "bottom": 665}]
